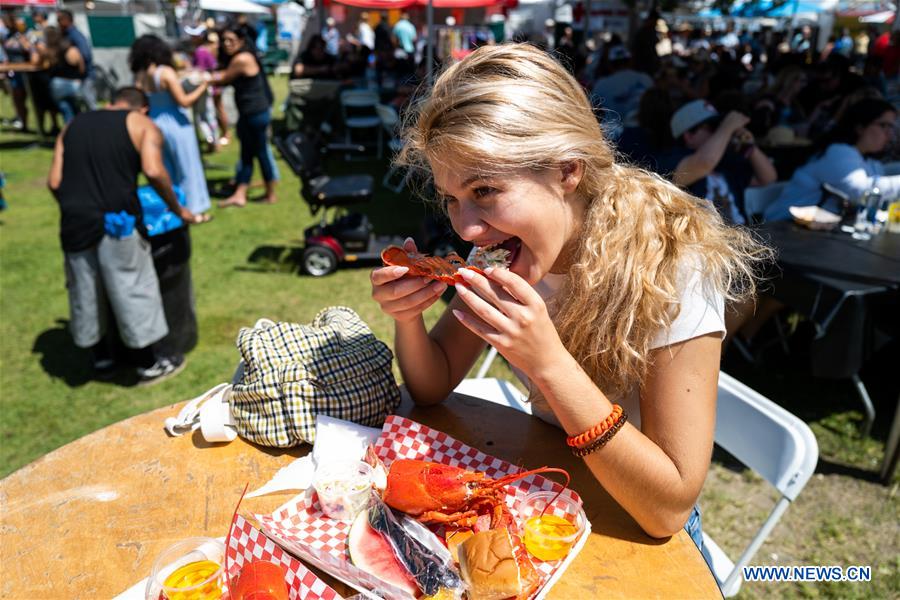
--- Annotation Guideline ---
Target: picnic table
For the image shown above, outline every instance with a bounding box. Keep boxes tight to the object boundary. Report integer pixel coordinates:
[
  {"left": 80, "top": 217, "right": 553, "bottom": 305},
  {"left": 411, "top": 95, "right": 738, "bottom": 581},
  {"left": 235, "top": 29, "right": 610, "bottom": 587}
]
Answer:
[
  {"left": 0, "top": 392, "right": 720, "bottom": 599},
  {"left": 757, "top": 221, "right": 900, "bottom": 480}
]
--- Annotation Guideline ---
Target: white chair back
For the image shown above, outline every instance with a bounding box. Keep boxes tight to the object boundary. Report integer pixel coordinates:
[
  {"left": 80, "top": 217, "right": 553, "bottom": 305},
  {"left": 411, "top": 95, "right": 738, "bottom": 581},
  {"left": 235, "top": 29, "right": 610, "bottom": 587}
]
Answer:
[
  {"left": 453, "top": 377, "right": 531, "bottom": 415},
  {"left": 704, "top": 372, "right": 818, "bottom": 596},
  {"left": 375, "top": 103, "right": 399, "bottom": 131},
  {"left": 452, "top": 347, "right": 531, "bottom": 414},
  {"left": 716, "top": 372, "right": 818, "bottom": 500},
  {"left": 744, "top": 182, "right": 788, "bottom": 223}
]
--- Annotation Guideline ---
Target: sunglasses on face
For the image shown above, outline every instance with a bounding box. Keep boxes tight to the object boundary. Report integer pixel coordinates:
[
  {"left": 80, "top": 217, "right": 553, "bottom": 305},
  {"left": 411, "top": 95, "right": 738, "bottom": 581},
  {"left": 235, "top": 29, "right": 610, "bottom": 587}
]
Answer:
[{"left": 873, "top": 122, "right": 895, "bottom": 132}]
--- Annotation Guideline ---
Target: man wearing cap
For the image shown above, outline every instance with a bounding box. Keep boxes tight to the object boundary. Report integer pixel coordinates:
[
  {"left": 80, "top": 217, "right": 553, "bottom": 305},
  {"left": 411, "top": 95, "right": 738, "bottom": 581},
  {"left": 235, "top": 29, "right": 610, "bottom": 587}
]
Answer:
[
  {"left": 661, "top": 100, "right": 776, "bottom": 224},
  {"left": 591, "top": 45, "right": 653, "bottom": 139}
]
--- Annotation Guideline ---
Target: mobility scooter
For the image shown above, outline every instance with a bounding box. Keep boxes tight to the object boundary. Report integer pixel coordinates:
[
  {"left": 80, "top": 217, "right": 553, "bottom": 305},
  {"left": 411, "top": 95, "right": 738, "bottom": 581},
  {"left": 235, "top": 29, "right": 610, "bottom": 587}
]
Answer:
[{"left": 274, "top": 131, "right": 417, "bottom": 276}]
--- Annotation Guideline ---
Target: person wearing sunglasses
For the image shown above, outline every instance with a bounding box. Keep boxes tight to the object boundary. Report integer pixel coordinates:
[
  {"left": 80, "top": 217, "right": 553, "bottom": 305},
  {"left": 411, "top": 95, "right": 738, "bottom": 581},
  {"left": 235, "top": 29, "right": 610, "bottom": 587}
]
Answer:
[{"left": 766, "top": 98, "right": 900, "bottom": 221}]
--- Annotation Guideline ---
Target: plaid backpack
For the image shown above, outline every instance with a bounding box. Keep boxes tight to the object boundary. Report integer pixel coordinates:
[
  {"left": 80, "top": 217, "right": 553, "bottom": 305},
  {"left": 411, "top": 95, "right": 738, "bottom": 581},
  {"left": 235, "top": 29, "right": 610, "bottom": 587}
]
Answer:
[{"left": 230, "top": 307, "right": 401, "bottom": 447}]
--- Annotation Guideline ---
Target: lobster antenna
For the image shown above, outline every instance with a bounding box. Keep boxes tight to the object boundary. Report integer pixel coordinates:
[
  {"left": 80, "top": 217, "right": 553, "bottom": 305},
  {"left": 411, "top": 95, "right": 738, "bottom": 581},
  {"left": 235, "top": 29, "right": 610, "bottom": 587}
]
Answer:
[
  {"left": 497, "top": 466, "right": 573, "bottom": 519},
  {"left": 536, "top": 468, "right": 571, "bottom": 519},
  {"left": 224, "top": 482, "right": 250, "bottom": 591}
]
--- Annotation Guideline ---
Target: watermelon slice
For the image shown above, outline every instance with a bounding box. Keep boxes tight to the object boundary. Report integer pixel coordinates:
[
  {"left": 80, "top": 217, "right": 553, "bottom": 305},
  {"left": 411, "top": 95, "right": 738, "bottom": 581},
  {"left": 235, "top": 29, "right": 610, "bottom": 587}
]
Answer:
[{"left": 348, "top": 508, "right": 419, "bottom": 598}]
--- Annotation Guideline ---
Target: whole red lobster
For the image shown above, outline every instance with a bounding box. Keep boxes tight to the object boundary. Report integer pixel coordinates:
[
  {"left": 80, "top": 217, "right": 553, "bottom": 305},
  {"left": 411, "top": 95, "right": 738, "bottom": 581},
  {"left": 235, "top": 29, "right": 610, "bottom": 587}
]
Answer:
[
  {"left": 381, "top": 459, "right": 569, "bottom": 529},
  {"left": 381, "top": 246, "right": 485, "bottom": 285}
]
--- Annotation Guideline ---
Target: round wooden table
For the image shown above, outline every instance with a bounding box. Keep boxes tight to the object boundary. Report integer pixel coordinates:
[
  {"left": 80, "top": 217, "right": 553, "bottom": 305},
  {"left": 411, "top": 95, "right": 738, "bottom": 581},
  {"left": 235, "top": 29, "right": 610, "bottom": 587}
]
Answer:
[{"left": 0, "top": 393, "right": 720, "bottom": 599}]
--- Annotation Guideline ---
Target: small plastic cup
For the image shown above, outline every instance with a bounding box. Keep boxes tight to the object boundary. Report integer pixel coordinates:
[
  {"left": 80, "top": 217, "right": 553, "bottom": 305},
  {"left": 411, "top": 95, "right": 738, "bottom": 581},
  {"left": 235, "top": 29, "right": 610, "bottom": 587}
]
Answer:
[
  {"left": 519, "top": 491, "right": 586, "bottom": 562},
  {"left": 313, "top": 460, "right": 373, "bottom": 522},
  {"left": 144, "top": 537, "right": 226, "bottom": 600}
]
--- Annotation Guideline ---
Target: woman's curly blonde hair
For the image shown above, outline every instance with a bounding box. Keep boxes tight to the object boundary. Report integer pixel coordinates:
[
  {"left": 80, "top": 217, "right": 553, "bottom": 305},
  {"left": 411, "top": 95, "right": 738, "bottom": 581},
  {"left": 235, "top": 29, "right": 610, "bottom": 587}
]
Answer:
[{"left": 398, "top": 43, "right": 771, "bottom": 397}]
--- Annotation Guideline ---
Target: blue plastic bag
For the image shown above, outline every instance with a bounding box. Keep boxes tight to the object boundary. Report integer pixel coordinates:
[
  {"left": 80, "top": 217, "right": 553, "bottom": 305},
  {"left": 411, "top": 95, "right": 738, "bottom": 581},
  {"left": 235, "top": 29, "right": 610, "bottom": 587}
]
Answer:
[
  {"left": 138, "top": 185, "right": 186, "bottom": 237},
  {"left": 104, "top": 211, "right": 136, "bottom": 238}
]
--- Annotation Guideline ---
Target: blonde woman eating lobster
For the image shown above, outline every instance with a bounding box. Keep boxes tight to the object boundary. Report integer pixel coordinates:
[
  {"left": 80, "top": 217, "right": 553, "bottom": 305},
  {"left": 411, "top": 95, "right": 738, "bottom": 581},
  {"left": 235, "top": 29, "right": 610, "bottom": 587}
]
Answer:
[{"left": 370, "top": 43, "right": 769, "bottom": 548}]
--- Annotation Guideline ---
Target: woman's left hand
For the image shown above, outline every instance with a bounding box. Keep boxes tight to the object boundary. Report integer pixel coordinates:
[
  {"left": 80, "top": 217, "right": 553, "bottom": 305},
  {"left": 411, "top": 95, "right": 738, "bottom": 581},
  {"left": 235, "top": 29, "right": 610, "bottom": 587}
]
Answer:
[{"left": 451, "top": 267, "right": 564, "bottom": 377}]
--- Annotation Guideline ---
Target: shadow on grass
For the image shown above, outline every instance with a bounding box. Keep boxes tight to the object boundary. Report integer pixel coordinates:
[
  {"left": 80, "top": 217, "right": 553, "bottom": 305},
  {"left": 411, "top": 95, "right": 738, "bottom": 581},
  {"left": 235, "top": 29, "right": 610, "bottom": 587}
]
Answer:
[
  {"left": 206, "top": 176, "right": 235, "bottom": 199},
  {"left": 814, "top": 458, "right": 883, "bottom": 482},
  {"left": 32, "top": 319, "right": 139, "bottom": 388},
  {"left": 0, "top": 139, "right": 47, "bottom": 151},
  {"left": 241, "top": 244, "right": 304, "bottom": 274},
  {"left": 32, "top": 320, "right": 93, "bottom": 387}
]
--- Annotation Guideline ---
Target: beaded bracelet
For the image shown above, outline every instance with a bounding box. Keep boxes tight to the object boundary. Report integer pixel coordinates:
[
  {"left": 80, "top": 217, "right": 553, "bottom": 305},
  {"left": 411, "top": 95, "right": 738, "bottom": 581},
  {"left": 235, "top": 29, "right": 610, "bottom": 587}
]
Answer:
[
  {"left": 566, "top": 404, "right": 623, "bottom": 448},
  {"left": 571, "top": 410, "right": 628, "bottom": 457}
]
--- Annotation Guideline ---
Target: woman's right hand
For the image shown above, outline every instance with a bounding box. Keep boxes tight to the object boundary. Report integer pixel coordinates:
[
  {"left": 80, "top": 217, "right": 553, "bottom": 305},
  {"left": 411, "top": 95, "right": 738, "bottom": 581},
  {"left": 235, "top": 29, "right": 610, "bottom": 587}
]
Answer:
[{"left": 371, "top": 238, "right": 447, "bottom": 323}]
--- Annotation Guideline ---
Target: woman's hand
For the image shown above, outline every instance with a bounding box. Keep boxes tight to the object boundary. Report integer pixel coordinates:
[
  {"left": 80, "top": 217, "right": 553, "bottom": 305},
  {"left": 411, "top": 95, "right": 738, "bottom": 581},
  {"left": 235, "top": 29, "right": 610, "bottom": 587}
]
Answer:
[
  {"left": 450, "top": 266, "right": 564, "bottom": 377},
  {"left": 371, "top": 238, "right": 447, "bottom": 323},
  {"left": 177, "top": 207, "right": 197, "bottom": 223}
]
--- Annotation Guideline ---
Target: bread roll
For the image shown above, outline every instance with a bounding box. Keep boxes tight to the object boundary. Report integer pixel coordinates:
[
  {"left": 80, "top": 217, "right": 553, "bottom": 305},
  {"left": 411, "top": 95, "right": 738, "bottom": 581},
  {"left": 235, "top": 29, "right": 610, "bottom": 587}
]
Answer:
[{"left": 457, "top": 529, "right": 521, "bottom": 600}]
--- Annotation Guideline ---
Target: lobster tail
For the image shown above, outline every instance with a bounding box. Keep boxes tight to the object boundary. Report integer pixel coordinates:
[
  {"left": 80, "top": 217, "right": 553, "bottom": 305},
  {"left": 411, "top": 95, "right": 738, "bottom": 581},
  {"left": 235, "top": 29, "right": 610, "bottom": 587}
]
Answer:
[
  {"left": 381, "top": 246, "right": 419, "bottom": 270},
  {"left": 380, "top": 245, "right": 481, "bottom": 285}
]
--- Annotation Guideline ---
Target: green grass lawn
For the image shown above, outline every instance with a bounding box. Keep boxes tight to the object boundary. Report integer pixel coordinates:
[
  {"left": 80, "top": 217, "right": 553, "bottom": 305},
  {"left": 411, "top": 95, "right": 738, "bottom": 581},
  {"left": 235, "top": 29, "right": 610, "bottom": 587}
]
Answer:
[
  {"left": 0, "top": 77, "right": 466, "bottom": 475},
  {"left": 0, "top": 78, "right": 897, "bottom": 598}
]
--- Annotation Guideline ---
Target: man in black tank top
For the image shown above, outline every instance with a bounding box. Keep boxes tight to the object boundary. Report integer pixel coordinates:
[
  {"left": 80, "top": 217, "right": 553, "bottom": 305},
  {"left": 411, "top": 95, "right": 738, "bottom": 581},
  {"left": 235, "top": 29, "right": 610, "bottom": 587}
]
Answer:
[{"left": 48, "top": 87, "right": 197, "bottom": 384}]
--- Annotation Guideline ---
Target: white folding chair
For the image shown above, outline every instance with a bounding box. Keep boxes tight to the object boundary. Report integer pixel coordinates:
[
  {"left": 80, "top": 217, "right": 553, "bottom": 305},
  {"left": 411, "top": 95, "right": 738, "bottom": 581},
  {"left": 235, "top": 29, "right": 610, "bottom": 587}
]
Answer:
[
  {"left": 743, "top": 181, "right": 788, "bottom": 224},
  {"left": 703, "top": 372, "right": 819, "bottom": 597},
  {"left": 375, "top": 103, "right": 410, "bottom": 192},
  {"left": 452, "top": 346, "right": 531, "bottom": 415},
  {"left": 340, "top": 89, "right": 383, "bottom": 159}
]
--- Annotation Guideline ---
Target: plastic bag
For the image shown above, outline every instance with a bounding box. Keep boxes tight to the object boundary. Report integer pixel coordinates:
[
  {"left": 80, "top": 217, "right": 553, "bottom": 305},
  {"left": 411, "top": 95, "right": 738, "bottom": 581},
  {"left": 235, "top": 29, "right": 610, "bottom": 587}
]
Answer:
[
  {"left": 138, "top": 184, "right": 186, "bottom": 237},
  {"left": 366, "top": 493, "right": 464, "bottom": 598}
]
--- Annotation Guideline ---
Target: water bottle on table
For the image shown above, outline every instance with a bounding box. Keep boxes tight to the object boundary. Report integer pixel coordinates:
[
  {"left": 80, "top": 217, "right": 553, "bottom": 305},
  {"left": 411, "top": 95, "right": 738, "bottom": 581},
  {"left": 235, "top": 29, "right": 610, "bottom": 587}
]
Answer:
[{"left": 852, "top": 187, "right": 880, "bottom": 240}]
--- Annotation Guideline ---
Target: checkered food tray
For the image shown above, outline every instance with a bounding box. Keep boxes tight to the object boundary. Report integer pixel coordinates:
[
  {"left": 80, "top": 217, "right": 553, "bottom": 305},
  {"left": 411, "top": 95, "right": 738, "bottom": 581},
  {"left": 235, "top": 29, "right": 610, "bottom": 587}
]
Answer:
[
  {"left": 256, "top": 415, "right": 591, "bottom": 600},
  {"left": 227, "top": 514, "right": 343, "bottom": 600}
]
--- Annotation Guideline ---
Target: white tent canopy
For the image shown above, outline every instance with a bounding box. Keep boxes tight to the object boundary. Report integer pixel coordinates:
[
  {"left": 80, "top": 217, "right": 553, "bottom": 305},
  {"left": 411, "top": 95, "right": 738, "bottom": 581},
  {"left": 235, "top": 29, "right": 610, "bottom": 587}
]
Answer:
[
  {"left": 860, "top": 10, "right": 895, "bottom": 23},
  {"left": 199, "top": 0, "right": 269, "bottom": 14}
]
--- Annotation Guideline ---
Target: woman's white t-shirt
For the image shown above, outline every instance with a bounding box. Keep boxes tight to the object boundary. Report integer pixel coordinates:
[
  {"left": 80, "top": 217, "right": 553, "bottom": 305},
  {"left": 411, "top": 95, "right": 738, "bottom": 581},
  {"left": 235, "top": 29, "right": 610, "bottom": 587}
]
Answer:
[{"left": 510, "top": 261, "right": 725, "bottom": 430}]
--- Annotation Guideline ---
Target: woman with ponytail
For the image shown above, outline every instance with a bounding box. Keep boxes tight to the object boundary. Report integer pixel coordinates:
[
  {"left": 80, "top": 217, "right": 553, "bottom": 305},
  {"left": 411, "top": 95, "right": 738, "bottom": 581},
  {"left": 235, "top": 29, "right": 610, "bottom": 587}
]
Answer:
[{"left": 371, "top": 43, "right": 771, "bottom": 545}]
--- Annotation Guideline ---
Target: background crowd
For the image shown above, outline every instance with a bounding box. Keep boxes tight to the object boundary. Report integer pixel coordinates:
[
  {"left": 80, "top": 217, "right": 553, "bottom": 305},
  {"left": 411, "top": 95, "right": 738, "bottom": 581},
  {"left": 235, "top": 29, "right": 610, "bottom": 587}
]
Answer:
[{"left": 2, "top": 6, "right": 899, "bottom": 381}]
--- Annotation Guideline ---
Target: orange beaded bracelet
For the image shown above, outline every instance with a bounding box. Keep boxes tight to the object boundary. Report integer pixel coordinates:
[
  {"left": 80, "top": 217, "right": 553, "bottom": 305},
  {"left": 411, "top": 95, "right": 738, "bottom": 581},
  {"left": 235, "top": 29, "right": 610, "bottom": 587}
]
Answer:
[
  {"left": 572, "top": 410, "right": 627, "bottom": 457},
  {"left": 566, "top": 404, "right": 624, "bottom": 448}
]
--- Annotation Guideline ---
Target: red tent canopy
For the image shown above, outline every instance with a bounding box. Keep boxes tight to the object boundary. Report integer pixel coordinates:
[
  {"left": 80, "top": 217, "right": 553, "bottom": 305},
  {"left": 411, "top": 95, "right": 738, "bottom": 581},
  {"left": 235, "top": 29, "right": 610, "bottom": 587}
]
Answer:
[
  {"left": 424, "top": 0, "right": 506, "bottom": 7},
  {"left": 0, "top": 0, "right": 56, "bottom": 5},
  {"left": 330, "top": 0, "right": 416, "bottom": 8},
  {"left": 331, "top": 0, "right": 506, "bottom": 9}
]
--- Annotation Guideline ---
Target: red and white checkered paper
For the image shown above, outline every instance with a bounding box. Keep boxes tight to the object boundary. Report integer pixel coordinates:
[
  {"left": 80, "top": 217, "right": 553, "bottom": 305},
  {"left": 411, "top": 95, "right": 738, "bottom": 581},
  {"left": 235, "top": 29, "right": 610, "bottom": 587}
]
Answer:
[
  {"left": 227, "top": 514, "right": 342, "bottom": 600},
  {"left": 256, "top": 415, "right": 589, "bottom": 600}
]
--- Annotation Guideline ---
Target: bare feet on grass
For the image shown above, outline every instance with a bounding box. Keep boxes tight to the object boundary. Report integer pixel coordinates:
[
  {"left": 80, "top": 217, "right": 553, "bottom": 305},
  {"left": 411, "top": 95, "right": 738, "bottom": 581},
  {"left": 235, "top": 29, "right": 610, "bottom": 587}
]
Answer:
[
  {"left": 219, "top": 183, "right": 249, "bottom": 208},
  {"left": 218, "top": 195, "right": 247, "bottom": 208}
]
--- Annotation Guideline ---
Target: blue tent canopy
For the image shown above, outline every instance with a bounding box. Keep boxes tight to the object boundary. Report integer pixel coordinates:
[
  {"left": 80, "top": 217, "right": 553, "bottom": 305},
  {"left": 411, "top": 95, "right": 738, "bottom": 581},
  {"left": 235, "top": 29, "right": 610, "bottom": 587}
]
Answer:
[{"left": 698, "top": 0, "right": 837, "bottom": 18}]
